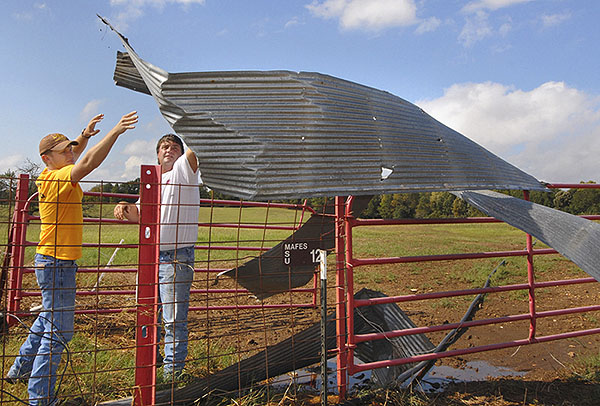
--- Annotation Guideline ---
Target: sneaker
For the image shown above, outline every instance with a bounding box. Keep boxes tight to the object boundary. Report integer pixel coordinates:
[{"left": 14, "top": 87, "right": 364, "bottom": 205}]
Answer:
[
  {"left": 162, "top": 368, "right": 186, "bottom": 383},
  {"left": 156, "top": 351, "right": 163, "bottom": 368},
  {"left": 5, "top": 367, "right": 30, "bottom": 384}
]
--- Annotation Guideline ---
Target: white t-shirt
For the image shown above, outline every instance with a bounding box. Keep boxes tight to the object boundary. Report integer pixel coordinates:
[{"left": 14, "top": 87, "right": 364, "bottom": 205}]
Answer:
[{"left": 159, "top": 153, "right": 200, "bottom": 251}]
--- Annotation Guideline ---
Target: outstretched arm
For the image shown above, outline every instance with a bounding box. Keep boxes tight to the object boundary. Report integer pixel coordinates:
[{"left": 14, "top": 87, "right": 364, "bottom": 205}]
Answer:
[{"left": 71, "top": 111, "right": 138, "bottom": 183}]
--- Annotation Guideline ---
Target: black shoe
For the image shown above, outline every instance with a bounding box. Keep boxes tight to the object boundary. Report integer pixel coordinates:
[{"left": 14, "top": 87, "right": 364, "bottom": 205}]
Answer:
[{"left": 4, "top": 374, "right": 29, "bottom": 384}]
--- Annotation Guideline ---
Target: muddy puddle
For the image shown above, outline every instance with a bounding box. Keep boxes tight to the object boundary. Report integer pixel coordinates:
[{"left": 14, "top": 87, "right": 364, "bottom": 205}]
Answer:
[{"left": 272, "top": 357, "right": 526, "bottom": 394}]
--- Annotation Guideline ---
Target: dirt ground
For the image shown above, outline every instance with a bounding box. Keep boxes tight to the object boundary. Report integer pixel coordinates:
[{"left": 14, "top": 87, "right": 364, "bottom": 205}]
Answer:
[
  {"left": 8, "top": 249, "right": 600, "bottom": 405},
  {"left": 338, "top": 259, "right": 600, "bottom": 405},
  {"left": 196, "top": 255, "right": 600, "bottom": 405}
]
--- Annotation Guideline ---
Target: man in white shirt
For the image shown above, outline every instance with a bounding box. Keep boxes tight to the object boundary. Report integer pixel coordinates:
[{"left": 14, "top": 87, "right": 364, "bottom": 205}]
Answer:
[{"left": 114, "top": 134, "right": 200, "bottom": 380}]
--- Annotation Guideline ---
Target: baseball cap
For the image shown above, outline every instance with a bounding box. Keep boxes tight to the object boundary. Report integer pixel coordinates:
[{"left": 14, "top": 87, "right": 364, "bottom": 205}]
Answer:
[{"left": 39, "top": 133, "right": 78, "bottom": 156}]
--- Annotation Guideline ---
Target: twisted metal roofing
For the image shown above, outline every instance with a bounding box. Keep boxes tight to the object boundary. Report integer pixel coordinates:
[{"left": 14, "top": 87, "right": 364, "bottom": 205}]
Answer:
[
  {"left": 453, "top": 190, "right": 600, "bottom": 281},
  {"left": 99, "top": 289, "right": 434, "bottom": 405},
  {"left": 100, "top": 16, "right": 544, "bottom": 201}
]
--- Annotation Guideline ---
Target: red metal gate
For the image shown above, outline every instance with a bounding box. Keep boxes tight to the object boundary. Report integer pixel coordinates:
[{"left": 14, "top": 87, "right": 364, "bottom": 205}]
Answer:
[
  {"left": 2, "top": 172, "right": 599, "bottom": 404},
  {"left": 334, "top": 184, "right": 600, "bottom": 397}
]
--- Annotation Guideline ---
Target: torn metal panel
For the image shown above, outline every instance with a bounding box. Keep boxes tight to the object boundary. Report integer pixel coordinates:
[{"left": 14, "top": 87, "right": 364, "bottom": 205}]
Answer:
[
  {"left": 398, "top": 259, "right": 505, "bottom": 385},
  {"left": 217, "top": 195, "right": 373, "bottom": 299},
  {"left": 99, "top": 289, "right": 434, "bottom": 405},
  {"left": 100, "top": 16, "right": 545, "bottom": 201},
  {"left": 454, "top": 190, "right": 600, "bottom": 281},
  {"left": 353, "top": 289, "right": 435, "bottom": 386},
  {"left": 220, "top": 213, "right": 334, "bottom": 299}
]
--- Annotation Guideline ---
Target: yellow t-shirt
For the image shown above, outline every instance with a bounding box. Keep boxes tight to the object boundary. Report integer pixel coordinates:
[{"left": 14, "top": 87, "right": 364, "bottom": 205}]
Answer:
[{"left": 36, "top": 165, "right": 83, "bottom": 260}]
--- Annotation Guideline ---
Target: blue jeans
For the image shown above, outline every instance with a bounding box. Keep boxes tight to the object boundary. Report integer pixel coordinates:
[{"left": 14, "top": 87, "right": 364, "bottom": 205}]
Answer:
[
  {"left": 158, "top": 246, "right": 194, "bottom": 377},
  {"left": 9, "top": 254, "right": 77, "bottom": 406}
]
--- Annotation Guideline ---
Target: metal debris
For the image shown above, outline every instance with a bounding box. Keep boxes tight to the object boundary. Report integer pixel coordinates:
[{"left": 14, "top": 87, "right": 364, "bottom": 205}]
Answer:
[
  {"left": 98, "top": 289, "right": 434, "bottom": 405},
  {"left": 453, "top": 190, "right": 600, "bottom": 281},
  {"left": 216, "top": 195, "right": 373, "bottom": 299},
  {"left": 99, "top": 16, "right": 545, "bottom": 201}
]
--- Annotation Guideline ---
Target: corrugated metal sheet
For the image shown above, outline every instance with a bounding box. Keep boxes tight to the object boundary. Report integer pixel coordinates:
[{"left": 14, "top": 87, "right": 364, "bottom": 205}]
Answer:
[
  {"left": 99, "top": 289, "right": 434, "bottom": 405},
  {"left": 217, "top": 195, "right": 373, "bottom": 299},
  {"left": 453, "top": 190, "right": 600, "bottom": 281},
  {"left": 353, "top": 289, "right": 435, "bottom": 386},
  {"left": 100, "top": 16, "right": 545, "bottom": 201}
]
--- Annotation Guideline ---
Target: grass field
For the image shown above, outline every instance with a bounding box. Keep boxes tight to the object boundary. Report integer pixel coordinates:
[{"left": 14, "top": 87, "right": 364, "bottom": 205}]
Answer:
[{"left": 1, "top": 203, "right": 598, "bottom": 405}]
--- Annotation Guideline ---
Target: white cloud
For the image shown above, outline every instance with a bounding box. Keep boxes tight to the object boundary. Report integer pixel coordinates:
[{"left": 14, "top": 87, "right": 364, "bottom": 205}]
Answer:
[
  {"left": 415, "top": 16, "right": 441, "bottom": 34},
  {"left": 120, "top": 139, "right": 157, "bottom": 179},
  {"left": 541, "top": 12, "right": 571, "bottom": 28},
  {"left": 121, "top": 155, "right": 148, "bottom": 180},
  {"left": 80, "top": 100, "right": 104, "bottom": 124},
  {"left": 416, "top": 81, "right": 600, "bottom": 183},
  {"left": 459, "top": 0, "right": 531, "bottom": 47},
  {"left": 123, "top": 139, "right": 156, "bottom": 156},
  {"left": 0, "top": 154, "right": 25, "bottom": 174},
  {"left": 307, "top": 0, "right": 418, "bottom": 31},
  {"left": 285, "top": 17, "right": 302, "bottom": 29},
  {"left": 12, "top": 2, "right": 49, "bottom": 21},
  {"left": 110, "top": 0, "right": 205, "bottom": 7},
  {"left": 459, "top": 10, "right": 492, "bottom": 46},
  {"left": 498, "top": 20, "right": 511, "bottom": 36},
  {"left": 462, "top": 0, "right": 533, "bottom": 14},
  {"left": 109, "top": 0, "right": 206, "bottom": 30}
]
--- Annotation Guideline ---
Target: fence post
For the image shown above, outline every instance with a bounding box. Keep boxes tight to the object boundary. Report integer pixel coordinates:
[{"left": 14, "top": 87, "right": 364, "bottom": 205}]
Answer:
[
  {"left": 319, "top": 249, "right": 328, "bottom": 406},
  {"left": 523, "top": 190, "right": 536, "bottom": 340},
  {"left": 134, "top": 165, "right": 161, "bottom": 406},
  {"left": 6, "top": 174, "right": 30, "bottom": 327},
  {"left": 344, "top": 196, "right": 356, "bottom": 376},
  {"left": 334, "top": 196, "right": 347, "bottom": 399}
]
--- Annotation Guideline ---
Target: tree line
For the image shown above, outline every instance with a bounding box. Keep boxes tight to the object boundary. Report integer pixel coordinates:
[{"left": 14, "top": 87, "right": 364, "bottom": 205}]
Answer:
[
  {"left": 2, "top": 169, "right": 599, "bottom": 218},
  {"left": 354, "top": 184, "right": 600, "bottom": 219}
]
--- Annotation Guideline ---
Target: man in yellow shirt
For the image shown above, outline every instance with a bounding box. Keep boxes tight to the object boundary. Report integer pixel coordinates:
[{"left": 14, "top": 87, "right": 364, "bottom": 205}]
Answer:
[{"left": 7, "top": 111, "right": 138, "bottom": 406}]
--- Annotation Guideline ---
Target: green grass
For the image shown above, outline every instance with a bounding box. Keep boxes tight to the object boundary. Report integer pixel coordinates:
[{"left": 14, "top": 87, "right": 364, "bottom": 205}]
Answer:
[
  {"left": 570, "top": 351, "right": 600, "bottom": 383},
  {"left": 1, "top": 204, "right": 596, "bottom": 404},
  {"left": 1, "top": 325, "right": 236, "bottom": 404},
  {"left": 13, "top": 205, "right": 303, "bottom": 269}
]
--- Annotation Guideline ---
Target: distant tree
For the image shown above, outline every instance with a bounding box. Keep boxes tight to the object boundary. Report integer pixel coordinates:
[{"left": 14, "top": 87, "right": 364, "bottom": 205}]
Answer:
[
  {"left": 567, "top": 182, "right": 600, "bottom": 215},
  {"left": 378, "top": 194, "right": 395, "bottom": 219},
  {"left": 360, "top": 195, "right": 380, "bottom": 218},
  {"left": 428, "top": 192, "right": 455, "bottom": 218},
  {"left": 393, "top": 193, "right": 419, "bottom": 218},
  {"left": 553, "top": 189, "right": 574, "bottom": 213},
  {"left": 17, "top": 158, "right": 42, "bottom": 180},
  {"left": 415, "top": 193, "right": 432, "bottom": 218},
  {"left": 0, "top": 169, "right": 17, "bottom": 203},
  {"left": 529, "top": 189, "right": 556, "bottom": 208},
  {"left": 452, "top": 196, "right": 469, "bottom": 217},
  {"left": 18, "top": 158, "right": 42, "bottom": 200}
]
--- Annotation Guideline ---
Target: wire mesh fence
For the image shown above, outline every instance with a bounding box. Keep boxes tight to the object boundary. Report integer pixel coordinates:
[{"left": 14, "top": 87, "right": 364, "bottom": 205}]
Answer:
[
  {"left": 1, "top": 173, "right": 599, "bottom": 405},
  {"left": 0, "top": 173, "right": 337, "bottom": 405}
]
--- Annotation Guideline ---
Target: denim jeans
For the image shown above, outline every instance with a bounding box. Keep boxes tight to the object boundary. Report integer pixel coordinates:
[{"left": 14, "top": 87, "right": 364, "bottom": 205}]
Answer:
[
  {"left": 9, "top": 254, "right": 77, "bottom": 406},
  {"left": 158, "top": 246, "right": 194, "bottom": 377}
]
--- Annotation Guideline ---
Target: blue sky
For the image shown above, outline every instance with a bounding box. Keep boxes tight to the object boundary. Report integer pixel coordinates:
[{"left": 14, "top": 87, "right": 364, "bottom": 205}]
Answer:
[{"left": 1, "top": 0, "right": 599, "bottom": 185}]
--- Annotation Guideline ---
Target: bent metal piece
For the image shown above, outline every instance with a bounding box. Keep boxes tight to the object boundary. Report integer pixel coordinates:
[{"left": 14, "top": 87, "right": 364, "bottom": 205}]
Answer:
[
  {"left": 216, "top": 195, "right": 373, "bottom": 299},
  {"left": 98, "top": 289, "right": 435, "bottom": 406},
  {"left": 453, "top": 190, "right": 600, "bottom": 282},
  {"left": 99, "top": 16, "right": 545, "bottom": 201}
]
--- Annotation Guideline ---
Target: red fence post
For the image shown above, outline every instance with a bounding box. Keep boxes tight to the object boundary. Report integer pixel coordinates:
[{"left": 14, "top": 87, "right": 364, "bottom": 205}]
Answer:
[
  {"left": 6, "top": 174, "right": 30, "bottom": 327},
  {"left": 134, "top": 165, "right": 161, "bottom": 406},
  {"left": 334, "top": 196, "right": 348, "bottom": 398},
  {"left": 523, "top": 190, "right": 536, "bottom": 340},
  {"left": 344, "top": 197, "right": 357, "bottom": 377}
]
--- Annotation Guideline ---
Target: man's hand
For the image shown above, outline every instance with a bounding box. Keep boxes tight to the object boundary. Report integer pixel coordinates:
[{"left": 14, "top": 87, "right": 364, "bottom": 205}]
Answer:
[
  {"left": 114, "top": 201, "right": 139, "bottom": 222},
  {"left": 83, "top": 114, "right": 104, "bottom": 138},
  {"left": 112, "top": 111, "right": 138, "bottom": 136}
]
